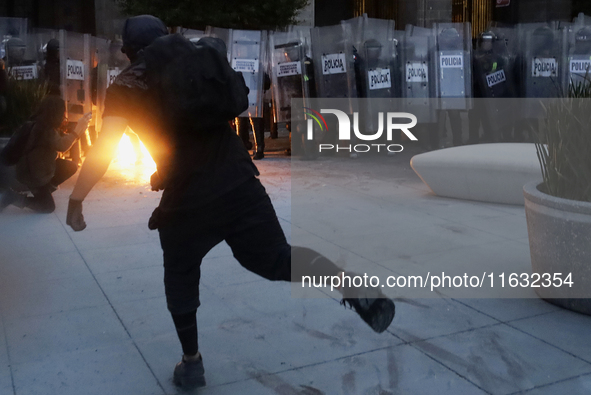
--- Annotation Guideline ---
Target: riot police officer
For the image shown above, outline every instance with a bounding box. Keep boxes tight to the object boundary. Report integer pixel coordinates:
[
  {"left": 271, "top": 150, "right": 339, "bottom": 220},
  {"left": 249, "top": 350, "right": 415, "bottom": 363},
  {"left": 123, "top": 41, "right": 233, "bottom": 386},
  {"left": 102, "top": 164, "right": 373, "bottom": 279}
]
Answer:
[
  {"left": 469, "top": 31, "right": 518, "bottom": 143},
  {"left": 568, "top": 26, "right": 591, "bottom": 90}
]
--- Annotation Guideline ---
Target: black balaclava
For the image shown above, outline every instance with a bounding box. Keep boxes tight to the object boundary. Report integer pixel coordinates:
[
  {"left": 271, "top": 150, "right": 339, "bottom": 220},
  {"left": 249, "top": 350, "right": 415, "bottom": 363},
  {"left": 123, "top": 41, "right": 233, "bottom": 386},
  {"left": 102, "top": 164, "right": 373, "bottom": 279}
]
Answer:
[{"left": 121, "top": 15, "right": 168, "bottom": 62}]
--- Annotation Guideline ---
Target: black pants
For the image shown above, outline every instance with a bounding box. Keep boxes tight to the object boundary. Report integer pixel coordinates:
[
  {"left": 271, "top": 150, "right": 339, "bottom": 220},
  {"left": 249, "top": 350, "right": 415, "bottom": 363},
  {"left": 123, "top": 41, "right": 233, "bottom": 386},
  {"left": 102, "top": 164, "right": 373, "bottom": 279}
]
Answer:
[
  {"left": 160, "top": 177, "right": 336, "bottom": 314},
  {"left": 27, "top": 159, "right": 77, "bottom": 213}
]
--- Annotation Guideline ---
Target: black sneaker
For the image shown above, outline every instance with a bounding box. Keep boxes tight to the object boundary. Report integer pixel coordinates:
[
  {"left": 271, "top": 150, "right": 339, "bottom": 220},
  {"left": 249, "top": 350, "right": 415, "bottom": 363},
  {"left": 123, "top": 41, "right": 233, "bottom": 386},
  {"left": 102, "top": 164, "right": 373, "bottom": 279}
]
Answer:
[
  {"left": 341, "top": 281, "right": 395, "bottom": 333},
  {"left": 173, "top": 353, "right": 206, "bottom": 389}
]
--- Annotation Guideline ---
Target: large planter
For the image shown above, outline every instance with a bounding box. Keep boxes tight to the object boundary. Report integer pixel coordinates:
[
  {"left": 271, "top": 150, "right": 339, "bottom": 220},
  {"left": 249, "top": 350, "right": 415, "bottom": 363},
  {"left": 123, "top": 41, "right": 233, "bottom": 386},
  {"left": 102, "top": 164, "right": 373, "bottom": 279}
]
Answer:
[{"left": 523, "top": 181, "right": 591, "bottom": 314}]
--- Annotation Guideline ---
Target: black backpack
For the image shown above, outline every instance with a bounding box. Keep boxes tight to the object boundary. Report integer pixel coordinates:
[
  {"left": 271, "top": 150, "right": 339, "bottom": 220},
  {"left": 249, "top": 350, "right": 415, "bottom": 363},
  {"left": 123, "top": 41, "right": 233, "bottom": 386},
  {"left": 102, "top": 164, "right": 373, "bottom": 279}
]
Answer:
[
  {"left": 143, "top": 34, "right": 249, "bottom": 131},
  {"left": 0, "top": 121, "right": 35, "bottom": 166}
]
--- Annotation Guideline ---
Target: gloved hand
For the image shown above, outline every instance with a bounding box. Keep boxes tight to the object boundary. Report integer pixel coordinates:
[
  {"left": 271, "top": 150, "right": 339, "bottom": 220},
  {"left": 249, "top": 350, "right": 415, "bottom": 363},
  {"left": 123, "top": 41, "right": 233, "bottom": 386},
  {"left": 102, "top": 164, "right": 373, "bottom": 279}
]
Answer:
[
  {"left": 148, "top": 207, "right": 161, "bottom": 230},
  {"left": 150, "top": 171, "right": 165, "bottom": 191},
  {"left": 66, "top": 198, "right": 87, "bottom": 231},
  {"left": 74, "top": 112, "right": 92, "bottom": 136}
]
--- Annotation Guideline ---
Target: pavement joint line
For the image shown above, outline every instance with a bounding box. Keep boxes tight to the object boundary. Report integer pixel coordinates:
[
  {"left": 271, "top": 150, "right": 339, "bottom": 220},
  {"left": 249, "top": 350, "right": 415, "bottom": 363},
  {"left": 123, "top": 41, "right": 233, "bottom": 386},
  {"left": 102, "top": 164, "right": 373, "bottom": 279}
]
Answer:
[
  {"left": 200, "top": 343, "right": 411, "bottom": 391},
  {"left": 506, "top": 371, "right": 591, "bottom": 395},
  {"left": 393, "top": 321, "right": 505, "bottom": 348},
  {"left": 503, "top": 319, "right": 591, "bottom": 366},
  {"left": 452, "top": 299, "right": 591, "bottom": 365},
  {"left": 405, "top": 340, "right": 493, "bottom": 395},
  {"left": 55, "top": 212, "right": 167, "bottom": 395},
  {"left": 451, "top": 298, "right": 556, "bottom": 324},
  {"left": 0, "top": 310, "right": 17, "bottom": 395}
]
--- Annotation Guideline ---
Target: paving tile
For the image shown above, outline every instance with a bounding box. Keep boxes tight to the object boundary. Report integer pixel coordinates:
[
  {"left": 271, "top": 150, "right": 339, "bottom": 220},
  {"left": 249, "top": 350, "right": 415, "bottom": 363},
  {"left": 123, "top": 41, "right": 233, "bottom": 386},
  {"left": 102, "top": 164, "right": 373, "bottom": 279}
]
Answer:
[
  {"left": 94, "top": 266, "right": 165, "bottom": 305},
  {"left": 520, "top": 373, "right": 591, "bottom": 395},
  {"left": 219, "top": 285, "right": 404, "bottom": 368},
  {"left": 0, "top": 274, "right": 108, "bottom": 319},
  {"left": 0, "top": 251, "right": 90, "bottom": 285},
  {"left": 197, "top": 377, "right": 294, "bottom": 395},
  {"left": 67, "top": 224, "right": 153, "bottom": 252},
  {"left": 80, "top": 242, "right": 163, "bottom": 274},
  {"left": 0, "top": 372, "right": 14, "bottom": 395},
  {"left": 0, "top": 315, "right": 11, "bottom": 382},
  {"left": 4, "top": 305, "right": 129, "bottom": 365},
  {"left": 328, "top": 220, "right": 507, "bottom": 264},
  {"left": 0, "top": 225, "right": 77, "bottom": 262},
  {"left": 402, "top": 198, "right": 515, "bottom": 224},
  {"left": 384, "top": 239, "right": 533, "bottom": 299},
  {"left": 461, "top": 214, "right": 529, "bottom": 242},
  {"left": 510, "top": 310, "right": 591, "bottom": 363},
  {"left": 112, "top": 296, "right": 173, "bottom": 341},
  {"left": 0, "top": 210, "right": 64, "bottom": 237},
  {"left": 11, "top": 343, "right": 163, "bottom": 395},
  {"left": 136, "top": 328, "right": 292, "bottom": 392},
  {"left": 414, "top": 324, "right": 591, "bottom": 394},
  {"left": 279, "top": 345, "right": 488, "bottom": 395},
  {"left": 390, "top": 298, "right": 498, "bottom": 342},
  {"left": 456, "top": 298, "right": 560, "bottom": 322}
]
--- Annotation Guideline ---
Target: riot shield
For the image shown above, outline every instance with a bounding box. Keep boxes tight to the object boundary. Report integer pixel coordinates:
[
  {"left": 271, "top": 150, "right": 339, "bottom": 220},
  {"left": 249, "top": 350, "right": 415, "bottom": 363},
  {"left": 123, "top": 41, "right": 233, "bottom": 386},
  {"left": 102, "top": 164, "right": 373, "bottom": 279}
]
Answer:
[
  {"left": 472, "top": 29, "right": 519, "bottom": 136},
  {"left": 567, "top": 26, "right": 591, "bottom": 91},
  {"left": 287, "top": 25, "right": 312, "bottom": 58},
  {"left": 59, "top": 30, "right": 92, "bottom": 123},
  {"left": 310, "top": 23, "right": 357, "bottom": 101},
  {"left": 4, "top": 35, "right": 42, "bottom": 81},
  {"left": 228, "top": 29, "right": 266, "bottom": 118},
  {"left": 520, "top": 24, "right": 567, "bottom": 117},
  {"left": 400, "top": 25, "right": 437, "bottom": 123},
  {"left": 358, "top": 17, "right": 396, "bottom": 99},
  {"left": 0, "top": 17, "right": 27, "bottom": 60},
  {"left": 269, "top": 30, "right": 310, "bottom": 124},
  {"left": 433, "top": 22, "right": 472, "bottom": 110},
  {"left": 356, "top": 16, "right": 396, "bottom": 134}
]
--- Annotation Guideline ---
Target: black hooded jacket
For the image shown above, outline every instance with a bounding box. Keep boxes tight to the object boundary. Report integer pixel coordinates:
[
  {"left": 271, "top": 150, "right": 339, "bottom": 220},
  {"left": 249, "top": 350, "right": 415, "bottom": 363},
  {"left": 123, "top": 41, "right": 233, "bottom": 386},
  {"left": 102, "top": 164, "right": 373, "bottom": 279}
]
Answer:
[{"left": 103, "top": 15, "right": 258, "bottom": 213}]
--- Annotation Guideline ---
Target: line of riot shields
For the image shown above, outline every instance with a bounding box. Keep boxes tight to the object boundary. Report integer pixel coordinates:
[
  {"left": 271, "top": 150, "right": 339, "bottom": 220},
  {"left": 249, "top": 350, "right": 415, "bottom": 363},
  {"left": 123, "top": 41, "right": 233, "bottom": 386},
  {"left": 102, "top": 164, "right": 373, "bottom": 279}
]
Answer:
[
  {"left": 203, "top": 14, "right": 591, "bottom": 158},
  {"left": 4, "top": 14, "right": 591, "bottom": 158},
  {"left": 1, "top": 18, "right": 130, "bottom": 159}
]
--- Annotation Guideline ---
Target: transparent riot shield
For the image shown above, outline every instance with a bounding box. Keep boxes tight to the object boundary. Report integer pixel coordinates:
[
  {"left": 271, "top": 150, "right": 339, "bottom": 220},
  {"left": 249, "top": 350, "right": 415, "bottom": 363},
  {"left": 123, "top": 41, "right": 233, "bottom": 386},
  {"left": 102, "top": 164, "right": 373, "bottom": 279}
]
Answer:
[
  {"left": 59, "top": 30, "right": 92, "bottom": 123},
  {"left": 567, "top": 26, "right": 591, "bottom": 91},
  {"left": 287, "top": 25, "right": 312, "bottom": 58},
  {"left": 400, "top": 25, "right": 437, "bottom": 123},
  {"left": 228, "top": 29, "right": 266, "bottom": 118},
  {"left": 311, "top": 23, "right": 357, "bottom": 101},
  {"left": 520, "top": 24, "right": 567, "bottom": 117},
  {"left": 4, "top": 35, "right": 43, "bottom": 81},
  {"left": 472, "top": 29, "right": 519, "bottom": 136},
  {"left": 269, "top": 30, "right": 310, "bottom": 124},
  {"left": 310, "top": 23, "right": 357, "bottom": 151},
  {"left": 433, "top": 22, "right": 472, "bottom": 110},
  {"left": 0, "top": 17, "right": 27, "bottom": 59},
  {"left": 356, "top": 16, "right": 396, "bottom": 134},
  {"left": 341, "top": 15, "right": 364, "bottom": 52}
]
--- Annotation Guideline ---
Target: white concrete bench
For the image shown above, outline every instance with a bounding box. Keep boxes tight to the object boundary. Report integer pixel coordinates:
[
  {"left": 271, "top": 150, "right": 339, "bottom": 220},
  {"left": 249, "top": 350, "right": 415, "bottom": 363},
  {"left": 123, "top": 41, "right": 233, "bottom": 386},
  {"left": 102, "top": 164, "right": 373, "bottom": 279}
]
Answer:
[{"left": 410, "top": 143, "right": 542, "bottom": 205}]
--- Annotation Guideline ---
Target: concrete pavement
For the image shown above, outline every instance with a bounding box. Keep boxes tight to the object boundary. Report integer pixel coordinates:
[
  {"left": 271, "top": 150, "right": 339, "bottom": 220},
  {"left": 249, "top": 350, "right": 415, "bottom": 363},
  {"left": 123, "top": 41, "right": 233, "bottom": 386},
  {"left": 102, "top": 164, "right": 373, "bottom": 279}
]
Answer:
[{"left": 1, "top": 145, "right": 591, "bottom": 394}]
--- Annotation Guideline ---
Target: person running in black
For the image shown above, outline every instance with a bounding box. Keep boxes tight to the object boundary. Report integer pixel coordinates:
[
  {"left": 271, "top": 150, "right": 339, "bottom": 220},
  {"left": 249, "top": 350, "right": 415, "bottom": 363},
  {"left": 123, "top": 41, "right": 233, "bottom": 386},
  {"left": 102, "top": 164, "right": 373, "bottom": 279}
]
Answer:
[{"left": 65, "top": 15, "right": 395, "bottom": 390}]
